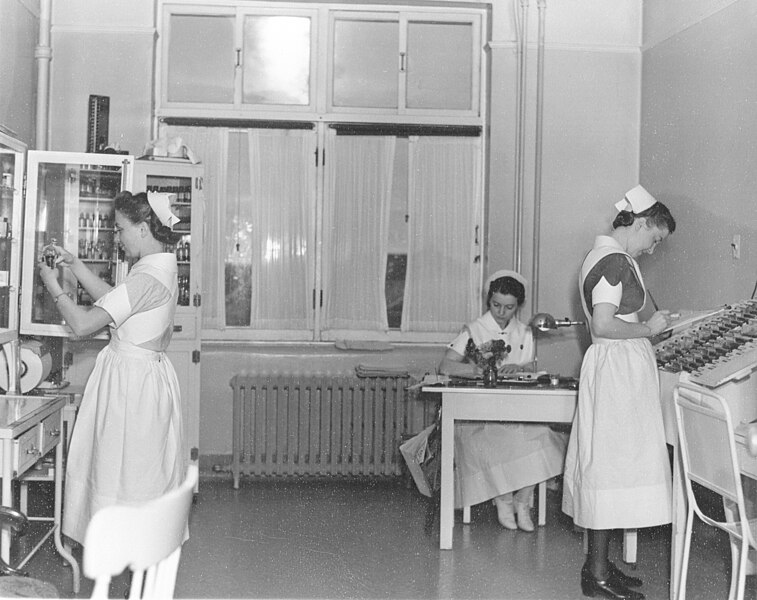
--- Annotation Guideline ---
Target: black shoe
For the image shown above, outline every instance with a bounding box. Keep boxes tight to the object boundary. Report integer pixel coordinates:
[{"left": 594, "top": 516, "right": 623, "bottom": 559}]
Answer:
[
  {"left": 581, "top": 564, "right": 645, "bottom": 600},
  {"left": 608, "top": 562, "right": 642, "bottom": 588}
]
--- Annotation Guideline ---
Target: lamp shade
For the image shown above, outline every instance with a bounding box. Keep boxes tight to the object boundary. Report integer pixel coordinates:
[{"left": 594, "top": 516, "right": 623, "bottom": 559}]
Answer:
[{"left": 529, "top": 313, "right": 584, "bottom": 332}]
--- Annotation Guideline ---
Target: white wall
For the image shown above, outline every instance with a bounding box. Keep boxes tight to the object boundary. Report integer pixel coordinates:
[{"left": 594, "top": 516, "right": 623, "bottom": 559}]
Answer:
[
  {"left": 640, "top": 0, "right": 757, "bottom": 310},
  {"left": 49, "top": 0, "right": 155, "bottom": 153},
  {"left": 487, "top": 0, "right": 643, "bottom": 376},
  {"left": 0, "top": 0, "right": 39, "bottom": 145}
]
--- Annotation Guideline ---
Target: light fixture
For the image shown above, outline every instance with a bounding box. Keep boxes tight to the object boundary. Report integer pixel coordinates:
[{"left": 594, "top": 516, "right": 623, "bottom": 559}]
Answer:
[{"left": 530, "top": 313, "right": 584, "bottom": 332}]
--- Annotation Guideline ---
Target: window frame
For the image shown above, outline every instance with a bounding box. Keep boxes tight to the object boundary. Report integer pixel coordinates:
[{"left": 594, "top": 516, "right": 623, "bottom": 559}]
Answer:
[{"left": 155, "top": 0, "right": 489, "bottom": 344}]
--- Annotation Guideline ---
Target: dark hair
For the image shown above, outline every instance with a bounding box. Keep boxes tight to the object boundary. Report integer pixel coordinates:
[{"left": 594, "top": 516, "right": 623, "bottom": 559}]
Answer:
[
  {"left": 612, "top": 201, "right": 676, "bottom": 234},
  {"left": 487, "top": 276, "right": 526, "bottom": 308},
  {"left": 114, "top": 191, "right": 183, "bottom": 245}
]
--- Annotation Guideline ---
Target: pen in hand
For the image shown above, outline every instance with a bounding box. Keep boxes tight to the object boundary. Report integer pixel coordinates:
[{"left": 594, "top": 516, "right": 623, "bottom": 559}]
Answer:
[{"left": 647, "top": 289, "right": 659, "bottom": 312}]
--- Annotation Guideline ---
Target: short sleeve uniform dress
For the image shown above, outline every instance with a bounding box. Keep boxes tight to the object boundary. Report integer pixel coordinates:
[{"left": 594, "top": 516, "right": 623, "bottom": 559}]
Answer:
[
  {"left": 62, "top": 253, "right": 186, "bottom": 544},
  {"left": 561, "top": 235, "right": 672, "bottom": 529},
  {"left": 448, "top": 311, "right": 568, "bottom": 508}
]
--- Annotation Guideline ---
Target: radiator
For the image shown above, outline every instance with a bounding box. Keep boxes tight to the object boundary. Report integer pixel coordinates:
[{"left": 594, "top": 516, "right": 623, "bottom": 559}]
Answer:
[{"left": 230, "top": 372, "right": 431, "bottom": 487}]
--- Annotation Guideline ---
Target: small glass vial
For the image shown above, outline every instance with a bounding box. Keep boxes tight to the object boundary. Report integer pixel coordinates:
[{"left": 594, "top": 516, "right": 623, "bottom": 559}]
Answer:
[{"left": 42, "top": 237, "right": 58, "bottom": 268}]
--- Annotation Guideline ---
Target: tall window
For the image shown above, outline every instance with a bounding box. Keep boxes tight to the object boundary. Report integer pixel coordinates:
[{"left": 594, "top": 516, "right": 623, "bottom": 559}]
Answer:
[{"left": 165, "top": 124, "right": 482, "bottom": 342}]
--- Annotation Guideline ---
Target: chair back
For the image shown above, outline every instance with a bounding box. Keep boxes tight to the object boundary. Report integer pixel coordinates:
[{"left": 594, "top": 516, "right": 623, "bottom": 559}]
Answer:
[
  {"left": 673, "top": 383, "right": 748, "bottom": 533},
  {"left": 83, "top": 465, "right": 198, "bottom": 599}
]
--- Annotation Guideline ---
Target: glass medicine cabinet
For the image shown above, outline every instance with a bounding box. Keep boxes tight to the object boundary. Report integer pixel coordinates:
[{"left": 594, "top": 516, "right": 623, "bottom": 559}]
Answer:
[
  {"left": 133, "top": 158, "right": 203, "bottom": 319},
  {"left": 20, "top": 151, "right": 134, "bottom": 338},
  {"left": 20, "top": 153, "right": 204, "bottom": 340},
  {"left": 0, "top": 131, "right": 26, "bottom": 344}
]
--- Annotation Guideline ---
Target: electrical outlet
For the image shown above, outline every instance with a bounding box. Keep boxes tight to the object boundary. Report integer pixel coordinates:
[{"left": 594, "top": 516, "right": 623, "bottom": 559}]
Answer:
[{"left": 732, "top": 234, "right": 741, "bottom": 259}]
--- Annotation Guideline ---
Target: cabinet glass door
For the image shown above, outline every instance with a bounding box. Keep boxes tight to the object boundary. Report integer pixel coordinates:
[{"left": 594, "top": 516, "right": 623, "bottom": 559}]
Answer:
[
  {"left": 331, "top": 14, "right": 399, "bottom": 109},
  {"left": 131, "top": 158, "right": 203, "bottom": 338},
  {"left": 21, "top": 151, "right": 134, "bottom": 337},
  {"left": 405, "top": 17, "right": 477, "bottom": 111},
  {"left": 0, "top": 133, "right": 26, "bottom": 344},
  {"left": 160, "top": 6, "right": 317, "bottom": 113},
  {"left": 328, "top": 11, "right": 481, "bottom": 117},
  {"left": 165, "top": 12, "right": 236, "bottom": 105},
  {"left": 145, "top": 172, "right": 193, "bottom": 307}
]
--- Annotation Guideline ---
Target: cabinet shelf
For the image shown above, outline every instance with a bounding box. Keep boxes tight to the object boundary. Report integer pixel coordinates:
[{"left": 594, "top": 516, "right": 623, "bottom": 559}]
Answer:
[{"left": 79, "top": 195, "right": 115, "bottom": 202}]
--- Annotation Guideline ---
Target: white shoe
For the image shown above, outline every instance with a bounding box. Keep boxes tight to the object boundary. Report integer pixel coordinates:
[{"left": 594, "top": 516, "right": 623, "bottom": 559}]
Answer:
[
  {"left": 515, "top": 502, "right": 535, "bottom": 532},
  {"left": 493, "top": 495, "right": 517, "bottom": 530}
]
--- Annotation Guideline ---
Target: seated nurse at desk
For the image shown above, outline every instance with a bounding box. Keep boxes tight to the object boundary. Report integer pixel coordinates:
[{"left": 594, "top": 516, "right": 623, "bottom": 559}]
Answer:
[{"left": 438, "top": 270, "right": 568, "bottom": 531}]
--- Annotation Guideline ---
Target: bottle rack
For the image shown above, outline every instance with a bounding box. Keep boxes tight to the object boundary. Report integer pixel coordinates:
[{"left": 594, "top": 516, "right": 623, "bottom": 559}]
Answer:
[{"left": 76, "top": 169, "right": 124, "bottom": 297}]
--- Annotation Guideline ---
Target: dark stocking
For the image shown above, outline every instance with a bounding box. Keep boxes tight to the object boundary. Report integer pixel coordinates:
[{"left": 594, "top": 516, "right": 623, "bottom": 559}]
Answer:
[{"left": 586, "top": 528, "right": 612, "bottom": 580}]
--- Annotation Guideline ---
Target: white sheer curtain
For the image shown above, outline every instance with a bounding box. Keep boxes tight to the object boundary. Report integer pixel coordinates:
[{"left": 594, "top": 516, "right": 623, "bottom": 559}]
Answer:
[
  {"left": 402, "top": 136, "right": 482, "bottom": 332},
  {"left": 163, "top": 125, "right": 228, "bottom": 329},
  {"left": 248, "top": 129, "right": 315, "bottom": 329},
  {"left": 321, "top": 131, "right": 395, "bottom": 331}
]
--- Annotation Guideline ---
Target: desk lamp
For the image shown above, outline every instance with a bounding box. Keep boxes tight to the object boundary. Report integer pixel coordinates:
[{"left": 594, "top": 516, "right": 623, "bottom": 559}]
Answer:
[
  {"left": 528, "top": 313, "right": 585, "bottom": 374},
  {"left": 530, "top": 313, "right": 584, "bottom": 332}
]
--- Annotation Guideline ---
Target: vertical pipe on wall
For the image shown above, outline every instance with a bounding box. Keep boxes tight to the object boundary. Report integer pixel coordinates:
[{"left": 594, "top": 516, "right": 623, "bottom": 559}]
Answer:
[
  {"left": 530, "top": 0, "right": 546, "bottom": 317},
  {"left": 35, "top": 0, "right": 53, "bottom": 150},
  {"left": 512, "top": 0, "right": 529, "bottom": 274}
]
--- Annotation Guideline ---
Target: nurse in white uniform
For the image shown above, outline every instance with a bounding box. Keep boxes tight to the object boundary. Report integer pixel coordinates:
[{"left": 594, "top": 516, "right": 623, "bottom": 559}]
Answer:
[
  {"left": 38, "top": 190, "right": 186, "bottom": 546},
  {"left": 439, "top": 270, "right": 568, "bottom": 532},
  {"left": 561, "top": 186, "right": 676, "bottom": 600}
]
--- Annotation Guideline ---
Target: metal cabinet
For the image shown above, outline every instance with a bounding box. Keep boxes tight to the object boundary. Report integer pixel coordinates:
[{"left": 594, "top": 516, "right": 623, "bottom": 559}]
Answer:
[
  {"left": 20, "top": 151, "right": 134, "bottom": 338},
  {"left": 132, "top": 157, "right": 204, "bottom": 475},
  {"left": 0, "top": 132, "right": 26, "bottom": 345},
  {"left": 19, "top": 152, "right": 204, "bottom": 480}
]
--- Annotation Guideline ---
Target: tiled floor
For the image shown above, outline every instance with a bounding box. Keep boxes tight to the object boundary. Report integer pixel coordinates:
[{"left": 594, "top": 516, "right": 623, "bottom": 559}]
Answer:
[{"left": 14, "top": 476, "right": 749, "bottom": 599}]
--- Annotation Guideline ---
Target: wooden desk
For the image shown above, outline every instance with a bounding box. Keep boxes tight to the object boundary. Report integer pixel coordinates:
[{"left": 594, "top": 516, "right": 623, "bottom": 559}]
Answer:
[
  {"left": 0, "top": 394, "right": 79, "bottom": 592},
  {"left": 423, "top": 383, "right": 578, "bottom": 550}
]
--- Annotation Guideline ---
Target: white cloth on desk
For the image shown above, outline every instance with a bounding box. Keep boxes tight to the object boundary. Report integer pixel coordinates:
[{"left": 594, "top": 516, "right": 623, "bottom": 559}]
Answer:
[
  {"left": 562, "top": 236, "right": 672, "bottom": 530},
  {"left": 63, "top": 253, "right": 186, "bottom": 544},
  {"left": 448, "top": 312, "right": 568, "bottom": 508}
]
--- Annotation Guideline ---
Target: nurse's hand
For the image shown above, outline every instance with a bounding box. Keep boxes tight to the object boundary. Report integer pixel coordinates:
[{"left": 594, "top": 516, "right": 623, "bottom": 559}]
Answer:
[
  {"left": 48, "top": 244, "right": 75, "bottom": 267},
  {"left": 645, "top": 310, "right": 671, "bottom": 336},
  {"left": 37, "top": 258, "right": 58, "bottom": 287}
]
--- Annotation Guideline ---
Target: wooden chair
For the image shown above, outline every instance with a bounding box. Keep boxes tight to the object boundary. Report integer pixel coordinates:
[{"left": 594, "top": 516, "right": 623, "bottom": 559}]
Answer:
[
  {"left": 84, "top": 465, "right": 198, "bottom": 599},
  {"left": 673, "top": 382, "right": 757, "bottom": 600}
]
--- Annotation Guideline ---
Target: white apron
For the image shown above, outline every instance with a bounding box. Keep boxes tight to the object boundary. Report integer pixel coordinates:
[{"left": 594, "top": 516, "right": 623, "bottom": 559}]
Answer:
[
  {"left": 561, "top": 238, "right": 672, "bottom": 529},
  {"left": 63, "top": 255, "right": 185, "bottom": 544}
]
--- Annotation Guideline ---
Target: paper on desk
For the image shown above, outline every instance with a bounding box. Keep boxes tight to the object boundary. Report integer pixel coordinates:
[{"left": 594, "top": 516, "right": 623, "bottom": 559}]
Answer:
[
  {"left": 660, "top": 307, "right": 724, "bottom": 336},
  {"left": 408, "top": 373, "right": 451, "bottom": 389}
]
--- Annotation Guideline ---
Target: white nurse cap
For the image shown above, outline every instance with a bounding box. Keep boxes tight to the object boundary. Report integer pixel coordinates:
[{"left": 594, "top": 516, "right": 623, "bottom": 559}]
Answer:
[
  {"left": 614, "top": 184, "right": 657, "bottom": 214},
  {"left": 484, "top": 269, "right": 528, "bottom": 295}
]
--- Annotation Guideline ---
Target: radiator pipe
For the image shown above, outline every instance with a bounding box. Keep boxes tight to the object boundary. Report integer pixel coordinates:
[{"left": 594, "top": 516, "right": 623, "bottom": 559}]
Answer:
[
  {"left": 530, "top": 0, "right": 546, "bottom": 317},
  {"left": 512, "top": 0, "right": 529, "bottom": 274},
  {"left": 35, "top": 0, "right": 52, "bottom": 150}
]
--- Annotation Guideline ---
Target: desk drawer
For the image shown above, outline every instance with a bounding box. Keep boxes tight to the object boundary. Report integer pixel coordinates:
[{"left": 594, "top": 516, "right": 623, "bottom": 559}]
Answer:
[
  {"left": 39, "top": 409, "right": 62, "bottom": 457},
  {"left": 14, "top": 426, "right": 42, "bottom": 476}
]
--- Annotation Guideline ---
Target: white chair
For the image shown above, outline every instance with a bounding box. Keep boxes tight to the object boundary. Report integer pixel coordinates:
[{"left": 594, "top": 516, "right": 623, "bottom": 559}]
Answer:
[
  {"left": 673, "top": 382, "right": 757, "bottom": 600},
  {"left": 83, "top": 465, "right": 198, "bottom": 599}
]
